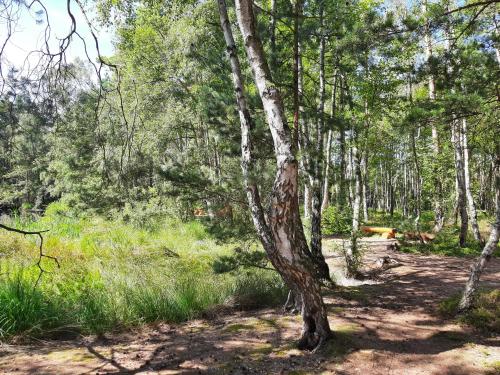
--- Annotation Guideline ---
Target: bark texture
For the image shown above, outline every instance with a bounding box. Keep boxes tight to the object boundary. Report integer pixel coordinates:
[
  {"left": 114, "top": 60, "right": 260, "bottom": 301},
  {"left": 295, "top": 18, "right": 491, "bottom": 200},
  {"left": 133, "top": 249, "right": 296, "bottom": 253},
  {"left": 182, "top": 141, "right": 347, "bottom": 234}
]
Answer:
[{"left": 230, "top": 0, "right": 332, "bottom": 350}]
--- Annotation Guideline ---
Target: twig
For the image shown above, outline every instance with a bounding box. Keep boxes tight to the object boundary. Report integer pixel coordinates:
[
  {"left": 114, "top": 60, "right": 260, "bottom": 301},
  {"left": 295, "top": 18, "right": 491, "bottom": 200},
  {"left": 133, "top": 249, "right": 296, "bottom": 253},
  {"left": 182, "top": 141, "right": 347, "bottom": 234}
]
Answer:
[{"left": 0, "top": 223, "right": 58, "bottom": 287}]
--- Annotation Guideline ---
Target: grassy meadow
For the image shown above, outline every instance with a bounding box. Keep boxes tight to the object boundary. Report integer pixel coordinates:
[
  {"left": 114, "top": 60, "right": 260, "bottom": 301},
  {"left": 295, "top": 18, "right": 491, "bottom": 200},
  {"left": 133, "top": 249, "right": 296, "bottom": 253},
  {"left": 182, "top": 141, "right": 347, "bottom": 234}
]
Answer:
[{"left": 0, "top": 202, "right": 285, "bottom": 340}]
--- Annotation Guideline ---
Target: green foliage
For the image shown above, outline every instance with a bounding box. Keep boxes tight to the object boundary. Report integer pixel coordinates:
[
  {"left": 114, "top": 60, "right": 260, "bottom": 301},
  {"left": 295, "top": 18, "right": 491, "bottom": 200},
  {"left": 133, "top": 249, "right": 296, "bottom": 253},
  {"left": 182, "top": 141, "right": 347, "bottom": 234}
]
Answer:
[
  {"left": 321, "top": 206, "right": 352, "bottom": 236},
  {"left": 0, "top": 211, "right": 284, "bottom": 340},
  {"left": 399, "top": 225, "right": 493, "bottom": 257},
  {"left": 439, "top": 290, "right": 500, "bottom": 333},
  {"left": 212, "top": 245, "right": 271, "bottom": 274}
]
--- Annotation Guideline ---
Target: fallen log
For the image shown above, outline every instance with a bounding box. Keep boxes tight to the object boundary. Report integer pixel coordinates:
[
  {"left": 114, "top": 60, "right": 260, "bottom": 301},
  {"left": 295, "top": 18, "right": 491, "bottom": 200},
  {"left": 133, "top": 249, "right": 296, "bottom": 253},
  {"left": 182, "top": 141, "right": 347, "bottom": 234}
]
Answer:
[
  {"left": 404, "top": 231, "right": 436, "bottom": 244},
  {"left": 361, "top": 226, "right": 397, "bottom": 239}
]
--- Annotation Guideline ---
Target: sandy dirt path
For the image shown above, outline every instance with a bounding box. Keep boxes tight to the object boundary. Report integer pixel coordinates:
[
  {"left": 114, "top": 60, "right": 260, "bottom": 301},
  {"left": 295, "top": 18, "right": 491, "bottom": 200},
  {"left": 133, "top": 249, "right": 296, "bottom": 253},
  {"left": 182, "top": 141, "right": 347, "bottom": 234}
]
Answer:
[{"left": 0, "top": 239, "right": 499, "bottom": 374}]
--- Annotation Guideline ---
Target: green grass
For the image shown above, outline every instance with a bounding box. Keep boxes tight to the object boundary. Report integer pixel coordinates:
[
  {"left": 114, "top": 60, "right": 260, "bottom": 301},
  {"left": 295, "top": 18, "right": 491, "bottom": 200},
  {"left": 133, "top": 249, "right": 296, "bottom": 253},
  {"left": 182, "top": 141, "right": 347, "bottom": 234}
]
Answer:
[
  {"left": 0, "top": 202, "right": 286, "bottom": 340},
  {"left": 439, "top": 289, "right": 500, "bottom": 333}
]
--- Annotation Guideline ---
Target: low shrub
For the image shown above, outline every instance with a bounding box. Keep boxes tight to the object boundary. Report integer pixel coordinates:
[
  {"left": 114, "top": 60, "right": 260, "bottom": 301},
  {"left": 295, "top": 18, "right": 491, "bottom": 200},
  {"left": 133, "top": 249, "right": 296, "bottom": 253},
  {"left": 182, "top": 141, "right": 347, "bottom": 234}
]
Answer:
[
  {"left": 322, "top": 206, "right": 352, "bottom": 236},
  {"left": 439, "top": 289, "right": 500, "bottom": 333}
]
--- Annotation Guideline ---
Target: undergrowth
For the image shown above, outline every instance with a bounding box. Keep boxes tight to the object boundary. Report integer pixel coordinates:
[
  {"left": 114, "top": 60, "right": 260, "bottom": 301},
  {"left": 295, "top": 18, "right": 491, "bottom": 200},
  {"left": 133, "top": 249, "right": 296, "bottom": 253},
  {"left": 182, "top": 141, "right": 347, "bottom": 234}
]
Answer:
[
  {"left": 439, "top": 289, "right": 500, "bottom": 333},
  {"left": 0, "top": 202, "right": 285, "bottom": 340},
  {"left": 368, "top": 209, "right": 498, "bottom": 257}
]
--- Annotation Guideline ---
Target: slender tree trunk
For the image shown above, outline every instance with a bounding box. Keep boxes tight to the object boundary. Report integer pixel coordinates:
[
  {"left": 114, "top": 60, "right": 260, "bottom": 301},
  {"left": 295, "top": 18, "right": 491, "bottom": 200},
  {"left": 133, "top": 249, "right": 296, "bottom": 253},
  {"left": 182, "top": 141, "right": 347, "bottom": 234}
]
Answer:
[
  {"left": 362, "top": 98, "right": 369, "bottom": 222},
  {"left": 338, "top": 115, "right": 347, "bottom": 208},
  {"left": 423, "top": 0, "right": 444, "bottom": 232},
  {"left": 445, "top": 4, "right": 468, "bottom": 246},
  {"left": 291, "top": 0, "right": 303, "bottom": 148},
  {"left": 321, "top": 128, "right": 333, "bottom": 212},
  {"left": 451, "top": 121, "right": 469, "bottom": 247},
  {"left": 269, "top": 0, "right": 277, "bottom": 68},
  {"left": 462, "top": 118, "right": 483, "bottom": 243},
  {"left": 304, "top": 184, "right": 311, "bottom": 218},
  {"left": 351, "top": 146, "right": 362, "bottom": 233},
  {"left": 346, "top": 143, "right": 362, "bottom": 278},
  {"left": 411, "top": 130, "right": 421, "bottom": 228},
  {"left": 310, "top": 2, "right": 326, "bottom": 263},
  {"left": 233, "top": 0, "right": 331, "bottom": 350},
  {"left": 321, "top": 73, "right": 337, "bottom": 212},
  {"left": 459, "top": 149, "right": 499, "bottom": 311}
]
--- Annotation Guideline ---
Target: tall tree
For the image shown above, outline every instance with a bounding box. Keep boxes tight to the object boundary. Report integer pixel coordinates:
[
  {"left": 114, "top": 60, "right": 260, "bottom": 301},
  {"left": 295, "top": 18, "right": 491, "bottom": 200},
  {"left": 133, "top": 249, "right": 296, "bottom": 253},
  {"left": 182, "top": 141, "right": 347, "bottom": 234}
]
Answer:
[{"left": 221, "top": 0, "right": 332, "bottom": 350}]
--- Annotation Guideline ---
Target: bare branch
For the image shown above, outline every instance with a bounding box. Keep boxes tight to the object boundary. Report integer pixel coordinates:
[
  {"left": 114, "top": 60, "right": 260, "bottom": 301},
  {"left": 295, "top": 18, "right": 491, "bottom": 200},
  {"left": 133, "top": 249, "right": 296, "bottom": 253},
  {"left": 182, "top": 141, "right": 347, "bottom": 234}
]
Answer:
[{"left": 0, "top": 223, "right": 59, "bottom": 287}]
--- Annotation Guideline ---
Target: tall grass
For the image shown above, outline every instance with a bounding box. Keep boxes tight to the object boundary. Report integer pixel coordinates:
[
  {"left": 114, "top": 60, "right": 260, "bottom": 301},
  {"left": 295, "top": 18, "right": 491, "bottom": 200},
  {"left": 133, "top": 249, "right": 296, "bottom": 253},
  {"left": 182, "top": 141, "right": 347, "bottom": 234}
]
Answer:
[{"left": 0, "top": 202, "right": 286, "bottom": 340}]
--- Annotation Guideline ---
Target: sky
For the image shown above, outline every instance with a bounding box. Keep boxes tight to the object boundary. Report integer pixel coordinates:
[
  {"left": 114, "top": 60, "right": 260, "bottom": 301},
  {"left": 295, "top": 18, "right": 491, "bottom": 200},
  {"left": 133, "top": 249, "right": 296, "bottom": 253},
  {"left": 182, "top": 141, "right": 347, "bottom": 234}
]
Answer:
[{"left": 0, "top": 0, "right": 114, "bottom": 78}]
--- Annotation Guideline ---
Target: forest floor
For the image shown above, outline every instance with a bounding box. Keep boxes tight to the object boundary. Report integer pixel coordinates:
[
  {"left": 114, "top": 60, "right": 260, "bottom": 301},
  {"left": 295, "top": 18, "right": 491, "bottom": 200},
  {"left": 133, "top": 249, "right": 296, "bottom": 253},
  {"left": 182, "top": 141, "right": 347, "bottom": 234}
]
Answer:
[{"left": 0, "top": 237, "right": 499, "bottom": 375}]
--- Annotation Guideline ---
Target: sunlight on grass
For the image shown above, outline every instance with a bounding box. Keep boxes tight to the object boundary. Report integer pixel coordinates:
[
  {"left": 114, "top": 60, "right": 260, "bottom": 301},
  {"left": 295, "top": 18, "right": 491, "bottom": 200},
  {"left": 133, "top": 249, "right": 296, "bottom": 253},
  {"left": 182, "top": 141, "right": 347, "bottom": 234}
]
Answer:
[{"left": 0, "top": 203, "right": 285, "bottom": 340}]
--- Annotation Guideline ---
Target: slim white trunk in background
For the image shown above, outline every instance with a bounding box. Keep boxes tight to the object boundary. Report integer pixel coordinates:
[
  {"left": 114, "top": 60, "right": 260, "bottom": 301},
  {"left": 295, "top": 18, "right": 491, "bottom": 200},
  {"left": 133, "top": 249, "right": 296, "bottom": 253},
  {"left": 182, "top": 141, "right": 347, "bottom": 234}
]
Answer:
[
  {"left": 321, "top": 74, "right": 337, "bottom": 212},
  {"left": 321, "top": 128, "right": 333, "bottom": 212},
  {"left": 304, "top": 184, "right": 311, "bottom": 218},
  {"left": 459, "top": 150, "right": 500, "bottom": 311},
  {"left": 362, "top": 152, "right": 368, "bottom": 222},
  {"left": 352, "top": 147, "right": 361, "bottom": 232},
  {"left": 346, "top": 144, "right": 362, "bottom": 277},
  {"left": 462, "top": 118, "right": 483, "bottom": 243}
]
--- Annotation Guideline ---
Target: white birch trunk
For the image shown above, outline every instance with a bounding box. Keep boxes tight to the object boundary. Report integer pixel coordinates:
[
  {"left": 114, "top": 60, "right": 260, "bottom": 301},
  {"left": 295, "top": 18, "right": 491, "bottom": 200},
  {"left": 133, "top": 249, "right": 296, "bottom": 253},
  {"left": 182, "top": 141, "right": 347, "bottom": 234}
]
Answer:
[
  {"left": 459, "top": 150, "right": 500, "bottom": 310},
  {"left": 233, "top": 0, "right": 331, "bottom": 350},
  {"left": 462, "top": 118, "right": 483, "bottom": 243}
]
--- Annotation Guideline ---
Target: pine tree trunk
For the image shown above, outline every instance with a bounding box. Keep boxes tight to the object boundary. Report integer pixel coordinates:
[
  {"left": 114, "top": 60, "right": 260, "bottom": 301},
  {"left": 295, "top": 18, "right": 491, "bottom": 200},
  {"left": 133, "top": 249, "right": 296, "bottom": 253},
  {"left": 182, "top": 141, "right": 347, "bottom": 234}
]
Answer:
[
  {"left": 459, "top": 150, "right": 500, "bottom": 311},
  {"left": 462, "top": 118, "right": 483, "bottom": 243},
  {"left": 451, "top": 121, "right": 469, "bottom": 247},
  {"left": 309, "top": 2, "right": 326, "bottom": 268},
  {"left": 233, "top": 0, "right": 332, "bottom": 350},
  {"left": 423, "top": 0, "right": 444, "bottom": 232}
]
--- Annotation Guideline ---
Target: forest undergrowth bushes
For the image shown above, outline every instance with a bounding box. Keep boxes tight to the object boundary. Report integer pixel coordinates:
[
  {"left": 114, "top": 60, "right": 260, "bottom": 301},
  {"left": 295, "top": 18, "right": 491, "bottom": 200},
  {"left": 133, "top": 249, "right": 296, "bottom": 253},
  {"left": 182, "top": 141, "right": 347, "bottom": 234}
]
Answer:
[
  {"left": 439, "top": 289, "right": 500, "bottom": 333},
  {"left": 0, "top": 202, "right": 285, "bottom": 341}
]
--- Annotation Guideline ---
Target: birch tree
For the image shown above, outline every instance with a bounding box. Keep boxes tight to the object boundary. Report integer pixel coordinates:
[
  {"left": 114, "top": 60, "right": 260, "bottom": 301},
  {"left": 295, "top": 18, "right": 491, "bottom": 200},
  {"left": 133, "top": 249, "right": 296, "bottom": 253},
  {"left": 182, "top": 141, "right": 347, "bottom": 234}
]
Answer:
[{"left": 220, "top": 0, "right": 332, "bottom": 350}]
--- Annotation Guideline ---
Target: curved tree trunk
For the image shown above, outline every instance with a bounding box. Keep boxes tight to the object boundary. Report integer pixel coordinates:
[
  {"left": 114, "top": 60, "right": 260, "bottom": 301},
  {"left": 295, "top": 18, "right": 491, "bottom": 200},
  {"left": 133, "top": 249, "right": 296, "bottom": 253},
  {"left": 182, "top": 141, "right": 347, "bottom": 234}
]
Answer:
[
  {"left": 459, "top": 149, "right": 499, "bottom": 311},
  {"left": 228, "top": 0, "right": 332, "bottom": 350}
]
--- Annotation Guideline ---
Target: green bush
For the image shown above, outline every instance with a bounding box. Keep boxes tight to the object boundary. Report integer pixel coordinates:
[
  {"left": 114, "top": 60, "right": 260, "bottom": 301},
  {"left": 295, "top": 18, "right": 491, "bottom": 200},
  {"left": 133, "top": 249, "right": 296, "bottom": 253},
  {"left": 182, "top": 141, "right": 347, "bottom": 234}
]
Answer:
[{"left": 322, "top": 206, "right": 352, "bottom": 236}]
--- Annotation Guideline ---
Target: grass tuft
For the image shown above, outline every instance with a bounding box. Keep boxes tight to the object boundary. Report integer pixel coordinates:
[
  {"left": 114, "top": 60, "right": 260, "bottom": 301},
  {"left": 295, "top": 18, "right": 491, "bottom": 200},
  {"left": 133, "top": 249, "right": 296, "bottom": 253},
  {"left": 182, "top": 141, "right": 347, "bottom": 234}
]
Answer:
[
  {"left": 0, "top": 203, "right": 285, "bottom": 340},
  {"left": 439, "top": 289, "right": 500, "bottom": 333}
]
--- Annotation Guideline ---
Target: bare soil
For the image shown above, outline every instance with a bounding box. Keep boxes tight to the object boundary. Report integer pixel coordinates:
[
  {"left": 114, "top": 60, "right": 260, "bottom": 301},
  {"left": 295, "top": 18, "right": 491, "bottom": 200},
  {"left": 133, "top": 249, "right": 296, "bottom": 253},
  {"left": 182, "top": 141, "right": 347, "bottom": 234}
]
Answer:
[{"left": 1, "top": 238, "right": 499, "bottom": 375}]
